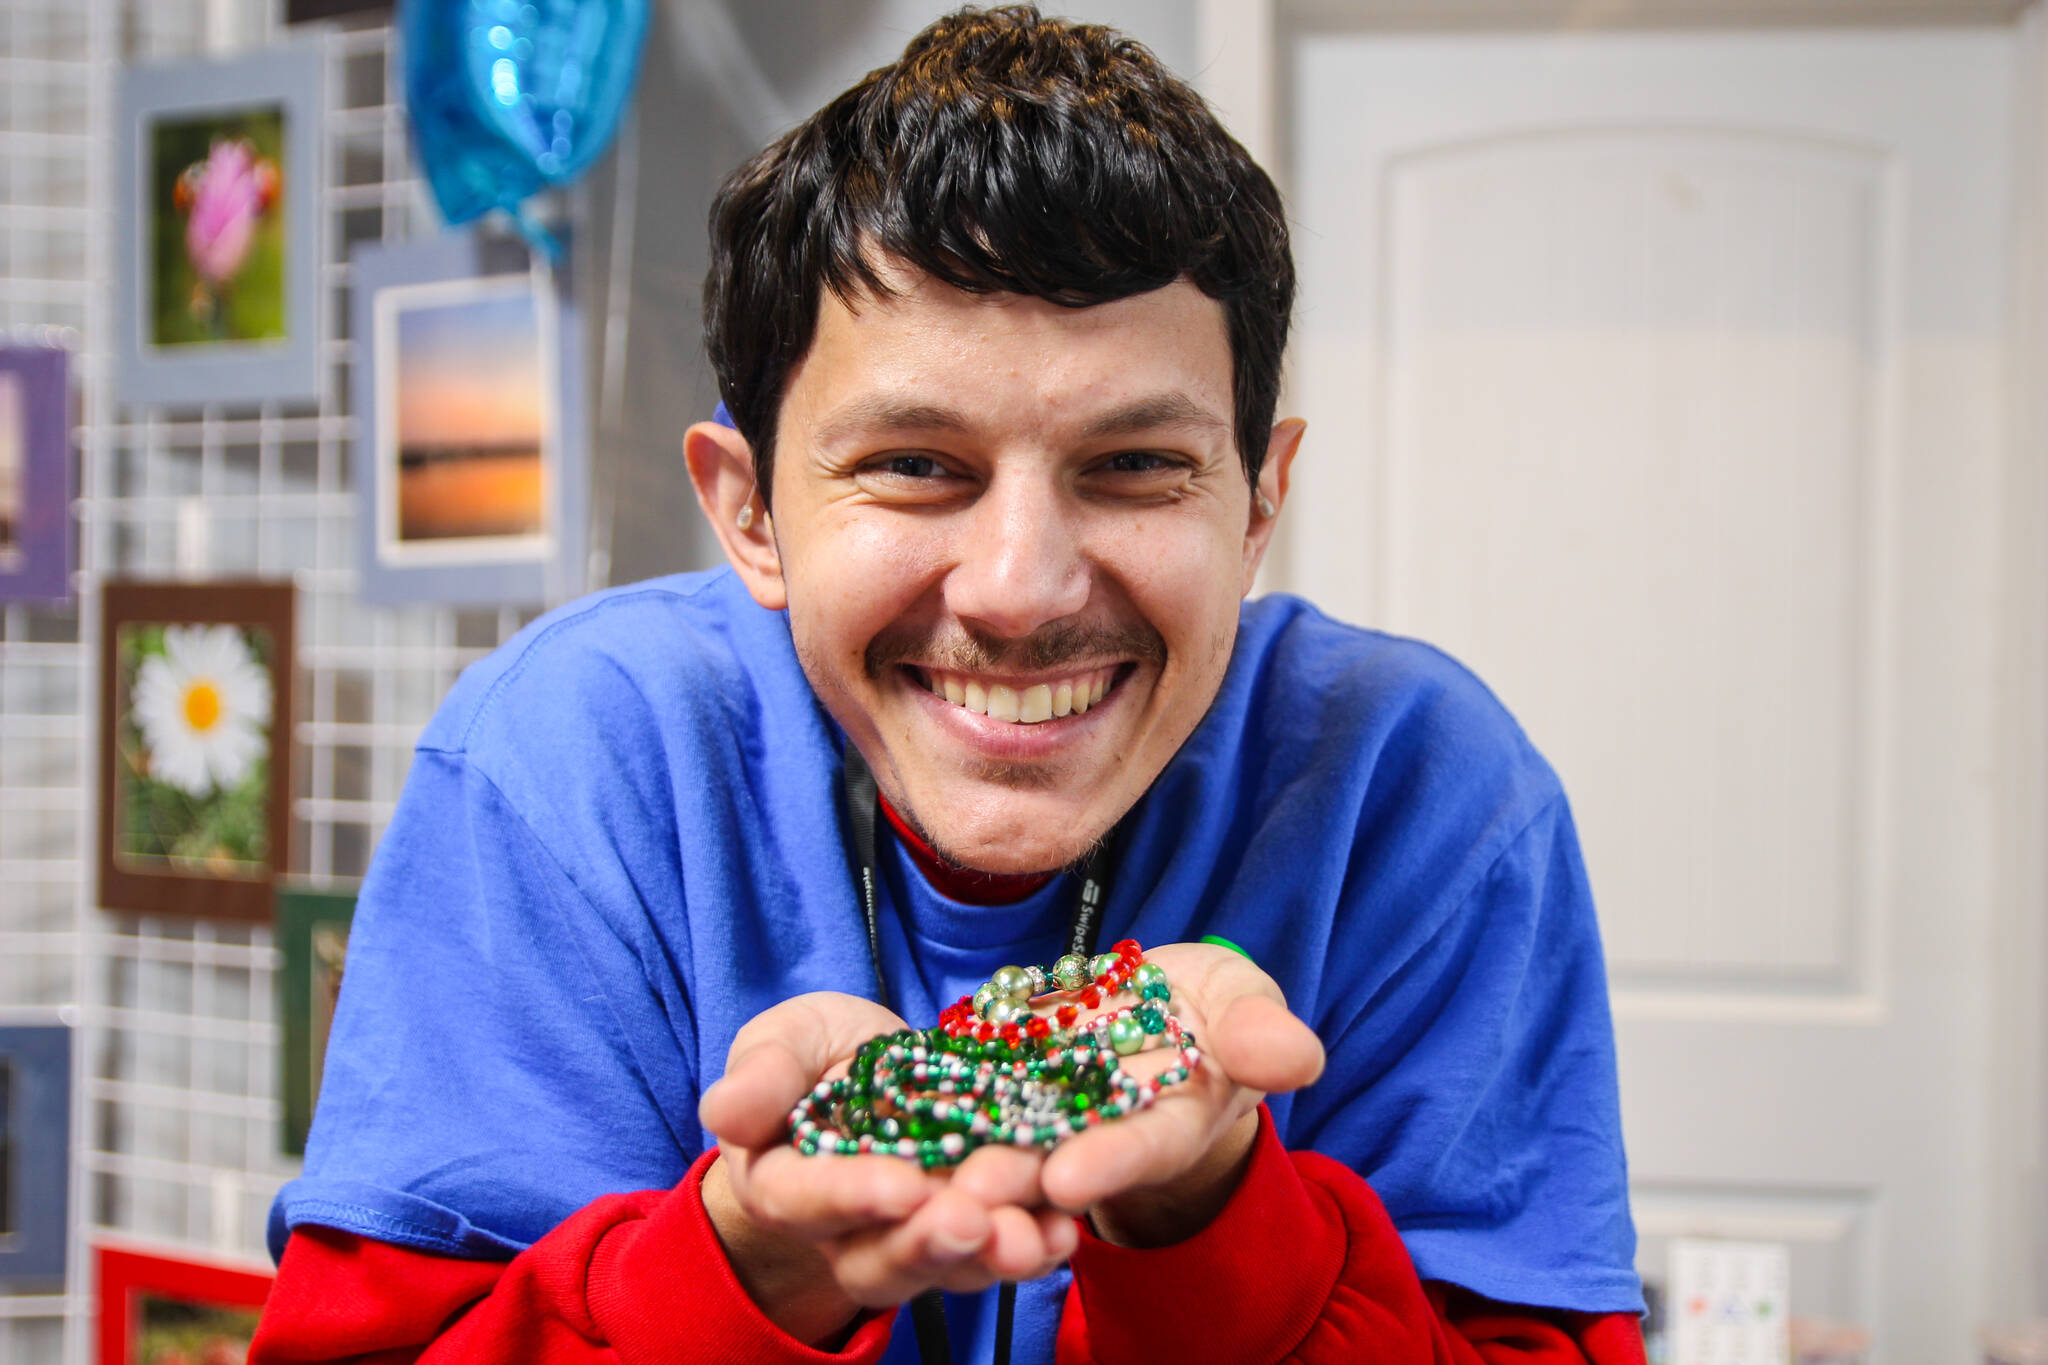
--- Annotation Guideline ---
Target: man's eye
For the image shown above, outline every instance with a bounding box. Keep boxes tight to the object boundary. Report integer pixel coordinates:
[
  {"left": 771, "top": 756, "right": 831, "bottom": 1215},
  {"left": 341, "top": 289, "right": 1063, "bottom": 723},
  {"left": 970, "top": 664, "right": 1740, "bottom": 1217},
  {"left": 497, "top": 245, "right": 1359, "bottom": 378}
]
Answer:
[
  {"left": 877, "top": 454, "right": 943, "bottom": 478},
  {"left": 1101, "top": 450, "right": 1182, "bottom": 474}
]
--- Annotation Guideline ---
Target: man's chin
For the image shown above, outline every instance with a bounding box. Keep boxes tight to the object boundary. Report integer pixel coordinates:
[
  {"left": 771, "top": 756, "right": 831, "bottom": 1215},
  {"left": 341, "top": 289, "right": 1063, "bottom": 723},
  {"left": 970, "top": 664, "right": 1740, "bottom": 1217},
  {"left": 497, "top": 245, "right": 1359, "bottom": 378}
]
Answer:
[{"left": 910, "top": 785, "right": 1120, "bottom": 876}]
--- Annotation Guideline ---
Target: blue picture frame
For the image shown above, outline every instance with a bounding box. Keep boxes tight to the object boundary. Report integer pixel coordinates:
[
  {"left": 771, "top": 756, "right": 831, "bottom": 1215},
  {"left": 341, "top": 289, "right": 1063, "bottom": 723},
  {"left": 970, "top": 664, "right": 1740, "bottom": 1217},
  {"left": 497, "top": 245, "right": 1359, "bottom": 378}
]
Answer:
[
  {"left": 350, "top": 231, "right": 588, "bottom": 606},
  {"left": 114, "top": 40, "right": 326, "bottom": 408},
  {"left": 0, "top": 1025, "right": 71, "bottom": 1290}
]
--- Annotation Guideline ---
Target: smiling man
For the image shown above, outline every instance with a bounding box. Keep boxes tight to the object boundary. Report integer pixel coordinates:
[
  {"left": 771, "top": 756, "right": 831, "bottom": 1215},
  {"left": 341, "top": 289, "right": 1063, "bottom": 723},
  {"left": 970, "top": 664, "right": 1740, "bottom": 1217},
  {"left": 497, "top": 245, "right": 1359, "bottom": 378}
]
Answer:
[
  {"left": 252, "top": 9, "right": 1643, "bottom": 1365},
  {"left": 707, "top": 270, "right": 1266, "bottom": 875}
]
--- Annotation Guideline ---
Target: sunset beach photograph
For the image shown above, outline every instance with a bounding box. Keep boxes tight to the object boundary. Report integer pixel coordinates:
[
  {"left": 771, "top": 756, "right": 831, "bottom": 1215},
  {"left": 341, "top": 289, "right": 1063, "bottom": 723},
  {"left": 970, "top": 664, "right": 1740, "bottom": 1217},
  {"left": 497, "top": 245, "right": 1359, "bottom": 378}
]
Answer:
[
  {"left": 0, "top": 371, "right": 20, "bottom": 569},
  {"left": 380, "top": 275, "right": 550, "bottom": 554}
]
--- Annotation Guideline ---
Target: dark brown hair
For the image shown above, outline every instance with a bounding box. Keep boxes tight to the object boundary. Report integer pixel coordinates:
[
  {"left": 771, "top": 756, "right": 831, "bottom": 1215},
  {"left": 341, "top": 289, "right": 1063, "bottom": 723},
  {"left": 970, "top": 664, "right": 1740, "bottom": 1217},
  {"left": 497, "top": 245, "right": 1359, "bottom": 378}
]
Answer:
[{"left": 703, "top": 5, "right": 1294, "bottom": 501}]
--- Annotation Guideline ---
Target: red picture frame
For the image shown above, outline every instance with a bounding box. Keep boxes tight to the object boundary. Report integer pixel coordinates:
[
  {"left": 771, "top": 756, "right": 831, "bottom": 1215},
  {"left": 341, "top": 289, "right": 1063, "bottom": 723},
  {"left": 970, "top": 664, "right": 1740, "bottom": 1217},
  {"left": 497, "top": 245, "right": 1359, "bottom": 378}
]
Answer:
[{"left": 95, "top": 1245, "right": 273, "bottom": 1365}]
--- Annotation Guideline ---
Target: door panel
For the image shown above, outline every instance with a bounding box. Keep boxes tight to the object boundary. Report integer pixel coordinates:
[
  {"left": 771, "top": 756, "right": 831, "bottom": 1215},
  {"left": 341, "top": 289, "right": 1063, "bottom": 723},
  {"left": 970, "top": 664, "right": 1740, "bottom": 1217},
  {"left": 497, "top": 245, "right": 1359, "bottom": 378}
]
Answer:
[{"left": 1289, "top": 28, "right": 2013, "bottom": 1361}]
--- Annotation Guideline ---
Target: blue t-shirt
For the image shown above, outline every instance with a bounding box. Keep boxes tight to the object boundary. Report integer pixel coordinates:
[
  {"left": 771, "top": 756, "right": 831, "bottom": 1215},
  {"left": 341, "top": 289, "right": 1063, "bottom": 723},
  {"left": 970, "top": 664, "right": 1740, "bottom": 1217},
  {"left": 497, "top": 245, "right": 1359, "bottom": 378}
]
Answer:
[{"left": 272, "top": 568, "right": 1639, "bottom": 1363}]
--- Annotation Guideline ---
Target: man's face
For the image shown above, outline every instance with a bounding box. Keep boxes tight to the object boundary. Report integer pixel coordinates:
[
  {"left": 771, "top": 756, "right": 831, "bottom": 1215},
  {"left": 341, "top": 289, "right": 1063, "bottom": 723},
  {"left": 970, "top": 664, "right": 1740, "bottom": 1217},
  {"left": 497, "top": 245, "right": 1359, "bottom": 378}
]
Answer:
[{"left": 715, "top": 269, "right": 1294, "bottom": 874}]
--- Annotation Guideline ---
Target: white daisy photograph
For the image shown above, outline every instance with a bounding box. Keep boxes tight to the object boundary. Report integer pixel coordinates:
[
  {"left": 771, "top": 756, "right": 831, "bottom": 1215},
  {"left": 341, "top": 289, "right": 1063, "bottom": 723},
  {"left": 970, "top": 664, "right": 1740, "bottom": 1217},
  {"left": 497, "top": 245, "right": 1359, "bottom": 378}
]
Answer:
[{"left": 98, "top": 581, "right": 295, "bottom": 919}]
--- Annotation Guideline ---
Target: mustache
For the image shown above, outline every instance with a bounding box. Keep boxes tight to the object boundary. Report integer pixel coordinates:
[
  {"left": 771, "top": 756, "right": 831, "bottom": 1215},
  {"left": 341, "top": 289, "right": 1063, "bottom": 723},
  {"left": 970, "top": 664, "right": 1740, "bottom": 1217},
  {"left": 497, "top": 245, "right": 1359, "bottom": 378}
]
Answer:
[{"left": 865, "top": 619, "right": 1167, "bottom": 678}]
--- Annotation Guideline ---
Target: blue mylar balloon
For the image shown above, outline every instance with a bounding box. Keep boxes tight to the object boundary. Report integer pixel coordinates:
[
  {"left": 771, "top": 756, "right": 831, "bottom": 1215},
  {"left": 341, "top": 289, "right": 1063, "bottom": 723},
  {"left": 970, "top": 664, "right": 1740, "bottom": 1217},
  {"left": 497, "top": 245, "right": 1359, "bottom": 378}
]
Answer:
[{"left": 401, "top": 0, "right": 648, "bottom": 251}]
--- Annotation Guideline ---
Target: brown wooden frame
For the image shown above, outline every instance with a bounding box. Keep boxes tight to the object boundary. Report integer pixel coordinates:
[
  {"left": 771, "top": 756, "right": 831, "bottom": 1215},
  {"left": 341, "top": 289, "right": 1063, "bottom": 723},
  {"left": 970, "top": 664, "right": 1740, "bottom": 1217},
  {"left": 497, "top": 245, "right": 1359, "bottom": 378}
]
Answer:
[{"left": 97, "top": 581, "right": 295, "bottom": 921}]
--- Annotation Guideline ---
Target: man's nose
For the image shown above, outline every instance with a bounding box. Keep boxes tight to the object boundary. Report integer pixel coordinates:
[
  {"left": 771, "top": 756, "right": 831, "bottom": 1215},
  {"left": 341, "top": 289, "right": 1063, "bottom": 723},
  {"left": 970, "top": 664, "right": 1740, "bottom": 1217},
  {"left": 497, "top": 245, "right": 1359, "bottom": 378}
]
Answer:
[{"left": 943, "top": 476, "right": 1092, "bottom": 640}]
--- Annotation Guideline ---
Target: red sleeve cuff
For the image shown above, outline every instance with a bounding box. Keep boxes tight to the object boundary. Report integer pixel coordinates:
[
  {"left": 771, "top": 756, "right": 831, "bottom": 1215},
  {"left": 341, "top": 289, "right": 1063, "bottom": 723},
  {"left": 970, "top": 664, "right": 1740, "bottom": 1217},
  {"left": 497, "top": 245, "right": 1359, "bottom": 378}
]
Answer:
[
  {"left": 1064, "top": 1104, "right": 1346, "bottom": 1363},
  {"left": 586, "top": 1148, "right": 894, "bottom": 1364}
]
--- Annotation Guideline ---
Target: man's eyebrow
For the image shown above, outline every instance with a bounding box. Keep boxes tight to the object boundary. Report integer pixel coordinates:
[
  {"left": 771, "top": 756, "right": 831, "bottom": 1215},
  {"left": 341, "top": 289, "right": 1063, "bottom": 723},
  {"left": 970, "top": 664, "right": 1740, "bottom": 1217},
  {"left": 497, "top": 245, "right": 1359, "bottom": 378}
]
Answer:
[
  {"left": 813, "top": 398, "right": 974, "bottom": 445},
  {"left": 811, "top": 391, "right": 1230, "bottom": 446},
  {"left": 1079, "top": 392, "right": 1230, "bottom": 440}
]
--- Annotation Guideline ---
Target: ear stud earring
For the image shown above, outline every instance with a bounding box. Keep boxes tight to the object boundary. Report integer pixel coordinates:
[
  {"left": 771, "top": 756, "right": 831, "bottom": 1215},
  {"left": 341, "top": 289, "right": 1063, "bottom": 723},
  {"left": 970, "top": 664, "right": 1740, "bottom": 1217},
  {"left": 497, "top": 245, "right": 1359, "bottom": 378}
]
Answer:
[
  {"left": 736, "top": 505, "right": 755, "bottom": 530},
  {"left": 1256, "top": 495, "right": 1277, "bottom": 518}
]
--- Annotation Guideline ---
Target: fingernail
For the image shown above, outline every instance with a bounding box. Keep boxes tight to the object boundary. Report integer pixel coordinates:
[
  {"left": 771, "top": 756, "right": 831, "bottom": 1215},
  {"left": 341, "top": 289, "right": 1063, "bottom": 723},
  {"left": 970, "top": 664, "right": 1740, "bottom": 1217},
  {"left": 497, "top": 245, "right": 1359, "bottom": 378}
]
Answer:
[{"left": 932, "top": 1229, "right": 981, "bottom": 1258}]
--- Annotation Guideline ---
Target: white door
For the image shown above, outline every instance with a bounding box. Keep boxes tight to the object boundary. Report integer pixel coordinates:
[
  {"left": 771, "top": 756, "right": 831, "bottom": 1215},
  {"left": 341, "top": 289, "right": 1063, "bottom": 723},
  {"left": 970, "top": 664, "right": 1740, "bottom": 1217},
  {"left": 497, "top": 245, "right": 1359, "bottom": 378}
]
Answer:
[{"left": 1282, "top": 23, "right": 2028, "bottom": 1363}]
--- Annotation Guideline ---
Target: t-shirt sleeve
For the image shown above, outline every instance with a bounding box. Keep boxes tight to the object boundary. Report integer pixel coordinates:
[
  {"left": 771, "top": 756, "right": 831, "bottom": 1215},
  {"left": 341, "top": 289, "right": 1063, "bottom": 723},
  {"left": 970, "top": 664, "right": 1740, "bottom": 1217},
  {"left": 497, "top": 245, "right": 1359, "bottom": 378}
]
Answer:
[
  {"left": 268, "top": 744, "right": 702, "bottom": 1261},
  {"left": 1286, "top": 795, "right": 1640, "bottom": 1313}
]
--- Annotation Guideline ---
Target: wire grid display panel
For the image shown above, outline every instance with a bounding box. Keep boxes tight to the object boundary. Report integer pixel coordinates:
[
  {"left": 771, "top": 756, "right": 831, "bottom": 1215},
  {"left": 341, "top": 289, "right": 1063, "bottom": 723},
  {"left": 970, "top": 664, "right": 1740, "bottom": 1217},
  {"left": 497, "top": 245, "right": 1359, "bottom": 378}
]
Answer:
[
  {"left": 0, "top": 0, "right": 102, "bottom": 1357},
  {"left": 64, "top": 12, "right": 527, "bottom": 1362},
  {"left": 0, "top": 0, "right": 92, "bottom": 1028}
]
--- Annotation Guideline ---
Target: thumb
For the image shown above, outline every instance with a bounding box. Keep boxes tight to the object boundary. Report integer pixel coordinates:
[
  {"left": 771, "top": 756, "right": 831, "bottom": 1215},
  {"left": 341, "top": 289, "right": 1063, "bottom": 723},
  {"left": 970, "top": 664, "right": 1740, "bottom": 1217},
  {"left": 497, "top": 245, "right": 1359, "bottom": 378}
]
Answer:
[
  {"left": 1205, "top": 994, "right": 1325, "bottom": 1096},
  {"left": 700, "top": 1037, "right": 816, "bottom": 1149},
  {"left": 700, "top": 991, "right": 908, "bottom": 1149}
]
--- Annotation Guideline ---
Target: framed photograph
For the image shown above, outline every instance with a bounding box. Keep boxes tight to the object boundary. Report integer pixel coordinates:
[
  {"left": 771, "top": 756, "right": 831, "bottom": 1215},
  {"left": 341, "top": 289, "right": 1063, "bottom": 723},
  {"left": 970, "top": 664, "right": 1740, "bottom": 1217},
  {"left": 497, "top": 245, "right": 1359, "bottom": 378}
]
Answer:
[
  {"left": 276, "top": 886, "right": 356, "bottom": 1156},
  {"left": 351, "top": 231, "right": 588, "bottom": 605},
  {"left": 0, "top": 345, "right": 72, "bottom": 602},
  {"left": 286, "top": 0, "right": 391, "bottom": 21},
  {"left": 0, "top": 1026, "right": 71, "bottom": 1290},
  {"left": 96, "top": 1245, "right": 272, "bottom": 1365},
  {"left": 115, "top": 42, "right": 325, "bottom": 407},
  {"left": 97, "top": 582, "right": 296, "bottom": 921}
]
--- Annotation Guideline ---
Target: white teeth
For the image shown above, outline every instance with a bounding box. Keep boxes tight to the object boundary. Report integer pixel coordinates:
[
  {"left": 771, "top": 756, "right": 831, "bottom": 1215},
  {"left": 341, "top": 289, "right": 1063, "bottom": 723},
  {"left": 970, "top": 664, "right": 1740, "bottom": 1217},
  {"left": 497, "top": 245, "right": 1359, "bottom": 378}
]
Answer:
[{"left": 924, "top": 668, "right": 1115, "bottom": 722}]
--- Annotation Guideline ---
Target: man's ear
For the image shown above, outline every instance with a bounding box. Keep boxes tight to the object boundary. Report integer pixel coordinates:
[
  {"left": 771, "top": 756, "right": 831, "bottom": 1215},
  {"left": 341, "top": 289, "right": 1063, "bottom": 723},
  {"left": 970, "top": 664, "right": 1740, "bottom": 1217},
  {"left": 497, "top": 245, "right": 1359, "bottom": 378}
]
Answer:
[
  {"left": 684, "top": 420, "right": 786, "bottom": 610},
  {"left": 1242, "top": 417, "right": 1305, "bottom": 594}
]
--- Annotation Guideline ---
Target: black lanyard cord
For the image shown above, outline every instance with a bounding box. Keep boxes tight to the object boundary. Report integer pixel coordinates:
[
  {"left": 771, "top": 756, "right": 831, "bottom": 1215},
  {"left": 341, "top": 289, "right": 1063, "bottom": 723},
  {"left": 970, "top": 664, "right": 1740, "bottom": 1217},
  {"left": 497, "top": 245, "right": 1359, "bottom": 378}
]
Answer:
[{"left": 838, "top": 745, "right": 1121, "bottom": 1365}]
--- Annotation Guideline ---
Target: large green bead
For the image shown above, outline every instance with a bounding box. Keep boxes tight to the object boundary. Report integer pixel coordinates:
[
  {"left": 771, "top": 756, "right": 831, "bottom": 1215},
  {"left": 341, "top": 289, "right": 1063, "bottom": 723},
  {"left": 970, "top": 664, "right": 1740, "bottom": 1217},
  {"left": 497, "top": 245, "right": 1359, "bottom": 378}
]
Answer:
[
  {"left": 1133, "top": 962, "right": 1168, "bottom": 992},
  {"left": 986, "top": 997, "right": 1027, "bottom": 1025},
  {"left": 1108, "top": 1016, "right": 1145, "bottom": 1056},
  {"left": 1052, "top": 953, "right": 1090, "bottom": 990},
  {"left": 1088, "top": 953, "right": 1120, "bottom": 979},
  {"left": 992, "top": 965, "right": 1036, "bottom": 1000},
  {"left": 973, "top": 982, "right": 1000, "bottom": 1018}
]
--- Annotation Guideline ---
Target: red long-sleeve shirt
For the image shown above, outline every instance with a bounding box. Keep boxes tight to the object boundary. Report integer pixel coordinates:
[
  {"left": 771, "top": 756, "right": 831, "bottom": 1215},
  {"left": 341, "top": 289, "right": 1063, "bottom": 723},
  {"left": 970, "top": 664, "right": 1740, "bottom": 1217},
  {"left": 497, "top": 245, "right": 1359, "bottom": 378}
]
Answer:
[
  {"left": 250, "top": 1106, "right": 1643, "bottom": 1365},
  {"left": 255, "top": 810, "right": 1642, "bottom": 1363}
]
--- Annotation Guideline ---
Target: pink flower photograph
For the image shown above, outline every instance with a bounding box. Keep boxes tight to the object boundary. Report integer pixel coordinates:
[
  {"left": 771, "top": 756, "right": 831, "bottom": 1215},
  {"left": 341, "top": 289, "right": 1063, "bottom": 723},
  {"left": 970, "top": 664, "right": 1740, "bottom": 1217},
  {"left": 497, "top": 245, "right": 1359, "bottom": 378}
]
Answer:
[{"left": 148, "top": 106, "right": 287, "bottom": 347}]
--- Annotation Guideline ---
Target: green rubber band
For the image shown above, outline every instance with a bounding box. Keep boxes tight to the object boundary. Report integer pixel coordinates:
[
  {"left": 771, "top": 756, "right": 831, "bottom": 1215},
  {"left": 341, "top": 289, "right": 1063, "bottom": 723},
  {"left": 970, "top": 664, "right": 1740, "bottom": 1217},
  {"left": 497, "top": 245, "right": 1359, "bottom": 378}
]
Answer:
[{"left": 1199, "top": 934, "right": 1252, "bottom": 961}]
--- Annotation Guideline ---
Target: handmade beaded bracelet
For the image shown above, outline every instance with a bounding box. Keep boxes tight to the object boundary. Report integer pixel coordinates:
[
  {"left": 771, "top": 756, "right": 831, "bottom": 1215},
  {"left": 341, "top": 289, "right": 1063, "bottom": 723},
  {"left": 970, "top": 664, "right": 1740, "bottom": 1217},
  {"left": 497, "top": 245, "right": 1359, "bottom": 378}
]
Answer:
[{"left": 787, "top": 940, "right": 1199, "bottom": 1168}]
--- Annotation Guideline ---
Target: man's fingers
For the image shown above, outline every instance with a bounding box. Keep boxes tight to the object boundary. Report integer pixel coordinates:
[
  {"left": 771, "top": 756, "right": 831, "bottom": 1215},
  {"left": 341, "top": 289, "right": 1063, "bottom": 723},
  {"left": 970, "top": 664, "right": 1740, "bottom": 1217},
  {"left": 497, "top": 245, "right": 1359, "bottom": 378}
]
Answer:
[
  {"left": 1037, "top": 1084, "right": 1215, "bottom": 1212},
  {"left": 1206, "top": 994, "right": 1325, "bottom": 1094},
  {"left": 1034, "top": 1205, "right": 1081, "bottom": 1264},
  {"left": 980, "top": 1204, "right": 1059, "bottom": 1280},
  {"left": 701, "top": 992, "right": 910, "bottom": 1146},
  {"left": 738, "top": 1145, "right": 933, "bottom": 1238},
  {"left": 828, "top": 1187, "right": 994, "bottom": 1306},
  {"left": 950, "top": 1143, "right": 1046, "bottom": 1209},
  {"left": 701, "top": 1039, "right": 815, "bottom": 1147}
]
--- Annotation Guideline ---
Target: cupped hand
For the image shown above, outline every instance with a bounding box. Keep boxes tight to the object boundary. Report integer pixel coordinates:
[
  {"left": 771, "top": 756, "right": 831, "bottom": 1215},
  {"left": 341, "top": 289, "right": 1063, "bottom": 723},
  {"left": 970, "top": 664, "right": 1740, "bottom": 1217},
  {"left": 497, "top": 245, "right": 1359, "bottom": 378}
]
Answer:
[
  {"left": 698, "top": 991, "right": 1078, "bottom": 1344},
  {"left": 1036, "top": 942, "right": 1326, "bottom": 1246}
]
